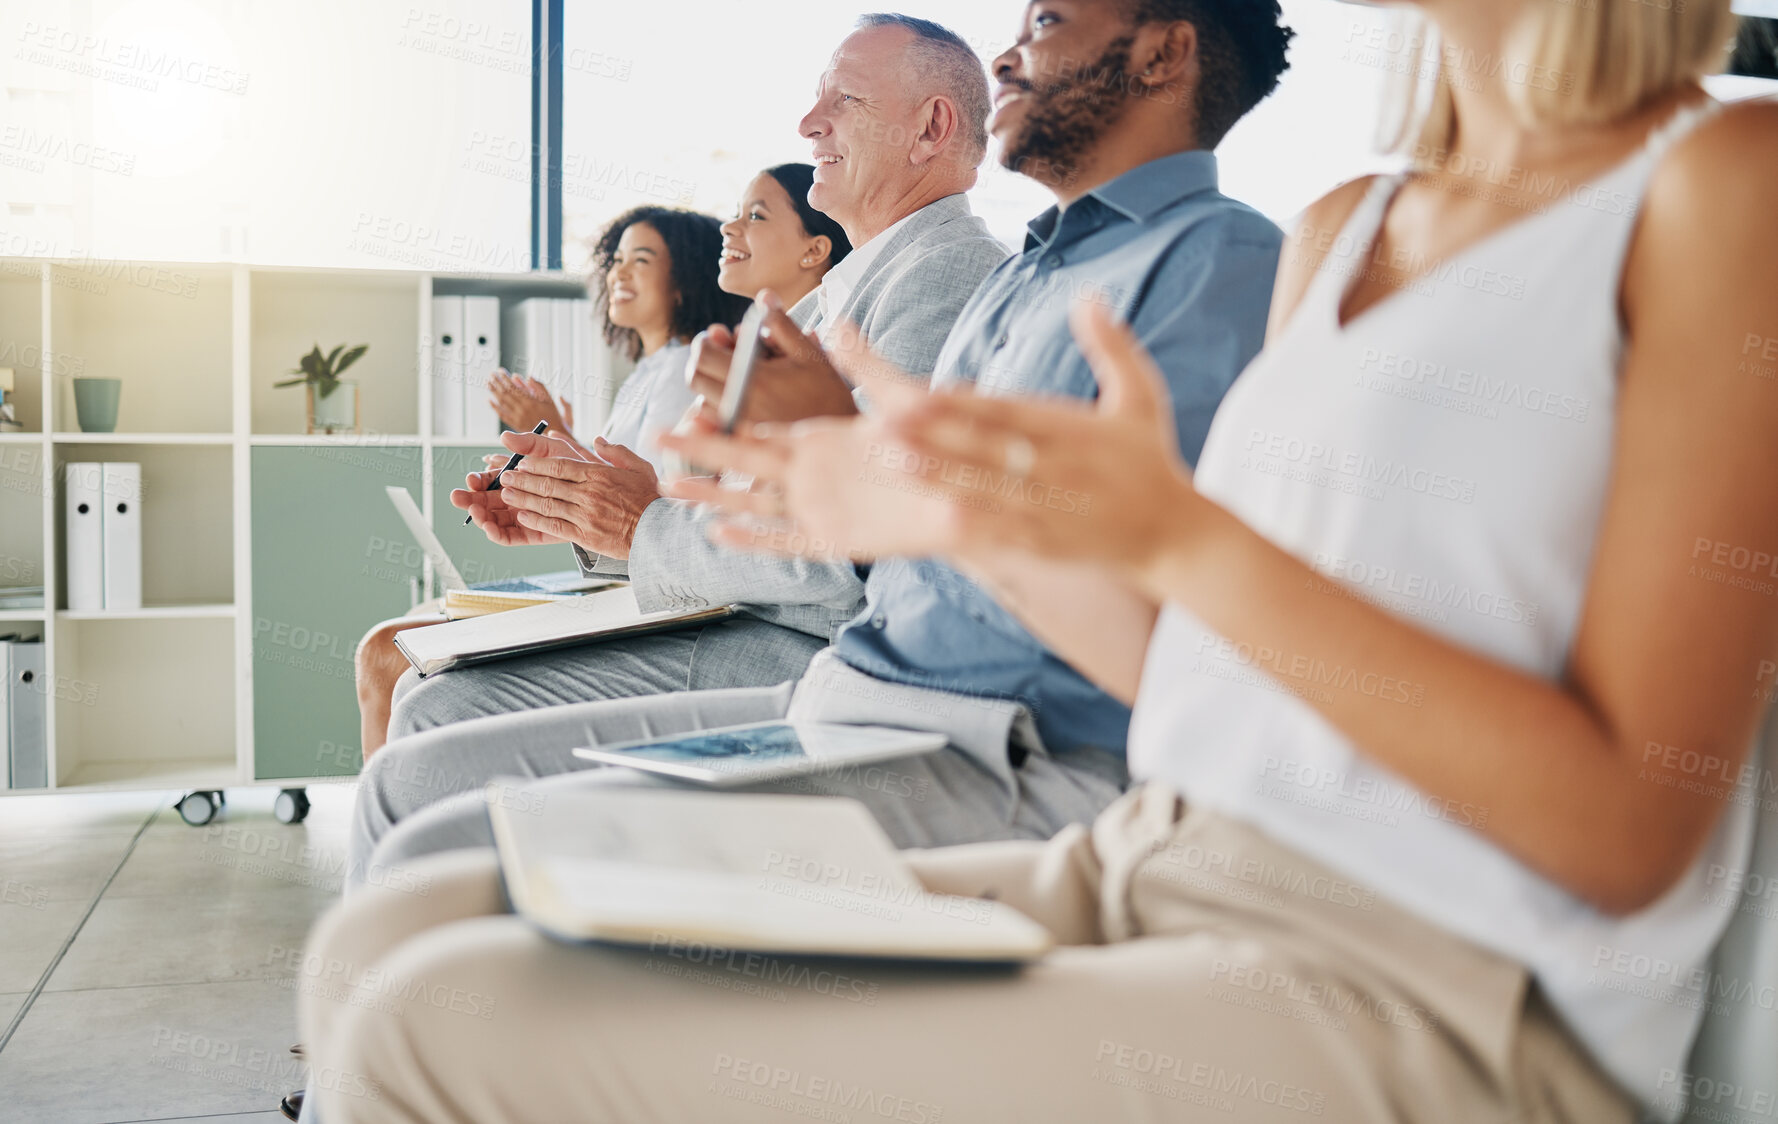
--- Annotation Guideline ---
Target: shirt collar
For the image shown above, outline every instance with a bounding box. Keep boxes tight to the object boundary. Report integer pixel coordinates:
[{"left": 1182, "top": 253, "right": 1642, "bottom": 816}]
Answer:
[
  {"left": 818, "top": 208, "right": 919, "bottom": 319},
  {"left": 1024, "top": 149, "right": 1220, "bottom": 251}
]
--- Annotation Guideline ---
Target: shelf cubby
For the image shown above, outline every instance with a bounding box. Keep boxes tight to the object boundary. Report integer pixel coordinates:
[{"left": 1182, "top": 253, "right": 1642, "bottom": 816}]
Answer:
[
  {"left": 0, "top": 258, "right": 622, "bottom": 796},
  {"left": 51, "top": 443, "right": 234, "bottom": 611},
  {"left": 52, "top": 616, "right": 235, "bottom": 790},
  {"left": 0, "top": 262, "right": 45, "bottom": 433},
  {"left": 47, "top": 263, "right": 234, "bottom": 436},
  {"left": 0, "top": 439, "right": 47, "bottom": 610},
  {"left": 250, "top": 269, "right": 422, "bottom": 437}
]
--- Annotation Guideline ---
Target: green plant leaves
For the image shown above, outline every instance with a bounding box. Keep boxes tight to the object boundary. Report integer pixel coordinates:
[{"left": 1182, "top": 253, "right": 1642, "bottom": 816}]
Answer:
[
  {"left": 279, "top": 341, "right": 370, "bottom": 396},
  {"left": 333, "top": 344, "right": 368, "bottom": 377}
]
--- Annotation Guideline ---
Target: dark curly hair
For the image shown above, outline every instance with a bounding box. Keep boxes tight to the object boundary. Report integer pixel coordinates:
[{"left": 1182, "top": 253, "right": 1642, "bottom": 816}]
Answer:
[
  {"left": 590, "top": 206, "right": 750, "bottom": 362},
  {"left": 762, "top": 163, "right": 853, "bottom": 268},
  {"left": 1126, "top": 0, "right": 1293, "bottom": 148}
]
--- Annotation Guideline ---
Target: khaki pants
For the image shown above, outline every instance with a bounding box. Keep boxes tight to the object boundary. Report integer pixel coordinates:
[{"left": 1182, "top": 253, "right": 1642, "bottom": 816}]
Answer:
[{"left": 297, "top": 783, "right": 1634, "bottom": 1123}]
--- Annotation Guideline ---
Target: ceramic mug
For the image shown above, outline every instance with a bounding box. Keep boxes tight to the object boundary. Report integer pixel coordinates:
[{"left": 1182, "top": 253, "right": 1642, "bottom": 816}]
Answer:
[{"left": 72, "top": 378, "right": 122, "bottom": 433}]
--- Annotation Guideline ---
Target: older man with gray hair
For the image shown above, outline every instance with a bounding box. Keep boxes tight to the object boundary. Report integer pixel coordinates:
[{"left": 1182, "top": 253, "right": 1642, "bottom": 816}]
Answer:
[
  {"left": 374, "top": 14, "right": 1010, "bottom": 743},
  {"left": 283, "top": 18, "right": 1006, "bottom": 1120},
  {"left": 340, "top": 14, "right": 1026, "bottom": 874}
]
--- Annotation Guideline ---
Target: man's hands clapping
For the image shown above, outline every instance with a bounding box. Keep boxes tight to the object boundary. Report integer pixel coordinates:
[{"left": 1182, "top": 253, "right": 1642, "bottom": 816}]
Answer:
[
  {"left": 685, "top": 290, "right": 858, "bottom": 425},
  {"left": 452, "top": 430, "right": 662, "bottom": 559}
]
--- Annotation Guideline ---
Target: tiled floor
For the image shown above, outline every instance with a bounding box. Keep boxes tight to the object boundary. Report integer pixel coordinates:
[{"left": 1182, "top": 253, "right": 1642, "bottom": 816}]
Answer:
[{"left": 0, "top": 784, "right": 356, "bottom": 1123}]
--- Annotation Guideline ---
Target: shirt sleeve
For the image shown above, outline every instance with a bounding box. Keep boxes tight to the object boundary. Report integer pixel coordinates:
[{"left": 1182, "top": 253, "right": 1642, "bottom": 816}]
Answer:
[
  {"left": 571, "top": 543, "right": 629, "bottom": 581},
  {"left": 1124, "top": 215, "right": 1282, "bottom": 466}
]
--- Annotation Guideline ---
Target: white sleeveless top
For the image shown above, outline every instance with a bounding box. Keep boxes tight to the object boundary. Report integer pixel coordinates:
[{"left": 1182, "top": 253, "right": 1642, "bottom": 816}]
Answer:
[{"left": 1129, "top": 103, "right": 1753, "bottom": 1119}]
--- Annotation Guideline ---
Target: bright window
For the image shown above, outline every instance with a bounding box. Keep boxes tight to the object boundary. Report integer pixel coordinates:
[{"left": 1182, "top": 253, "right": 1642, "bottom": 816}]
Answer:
[
  {"left": 2, "top": 0, "right": 1403, "bottom": 270},
  {"left": 2, "top": 0, "right": 531, "bottom": 267},
  {"left": 558, "top": 0, "right": 1400, "bottom": 270}
]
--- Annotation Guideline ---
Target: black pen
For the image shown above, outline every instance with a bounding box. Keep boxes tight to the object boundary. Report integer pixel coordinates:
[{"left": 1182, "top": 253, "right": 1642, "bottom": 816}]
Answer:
[{"left": 466, "top": 420, "right": 549, "bottom": 524}]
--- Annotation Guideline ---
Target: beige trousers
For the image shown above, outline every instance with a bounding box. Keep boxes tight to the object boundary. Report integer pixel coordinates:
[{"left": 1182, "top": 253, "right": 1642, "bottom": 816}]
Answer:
[{"left": 297, "top": 783, "right": 1634, "bottom": 1123}]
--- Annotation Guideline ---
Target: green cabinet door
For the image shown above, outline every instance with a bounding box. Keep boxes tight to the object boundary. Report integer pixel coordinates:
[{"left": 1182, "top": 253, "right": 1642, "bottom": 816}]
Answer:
[
  {"left": 430, "top": 447, "right": 581, "bottom": 587},
  {"left": 251, "top": 445, "right": 424, "bottom": 780}
]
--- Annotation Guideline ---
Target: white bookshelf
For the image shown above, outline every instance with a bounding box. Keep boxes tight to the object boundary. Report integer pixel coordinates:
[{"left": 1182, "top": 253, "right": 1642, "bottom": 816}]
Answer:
[{"left": 0, "top": 259, "right": 605, "bottom": 801}]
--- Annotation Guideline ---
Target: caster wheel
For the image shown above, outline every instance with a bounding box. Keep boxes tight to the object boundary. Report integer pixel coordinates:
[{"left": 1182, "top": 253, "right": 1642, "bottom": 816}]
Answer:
[
  {"left": 274, "top": 789, "right": 311, "bottom": 825},
  {"left": 177, "top": 791, "right": 218, "bottom": 827}
]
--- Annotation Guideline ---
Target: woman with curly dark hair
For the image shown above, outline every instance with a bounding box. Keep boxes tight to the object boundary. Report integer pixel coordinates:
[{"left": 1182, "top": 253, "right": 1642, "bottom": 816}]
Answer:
[
  {"left": 488, "top": 206, "right": 747, "bottom": 466},
  {"left": 582, "top": 206, "right": 747, "bottom": 467},
  {"left": 593, "top": 205, "right": 750, "bottom": 364}
]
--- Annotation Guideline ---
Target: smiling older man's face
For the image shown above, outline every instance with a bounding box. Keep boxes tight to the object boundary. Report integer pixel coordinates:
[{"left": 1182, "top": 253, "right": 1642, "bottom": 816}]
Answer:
[{"left": 797, "top": 24, "right": 928, "bottom": 234}]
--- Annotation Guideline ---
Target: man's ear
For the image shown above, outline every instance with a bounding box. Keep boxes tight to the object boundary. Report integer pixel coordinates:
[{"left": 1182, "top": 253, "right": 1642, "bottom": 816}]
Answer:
[
  {"left": 1130, "top": 20, "right": 1199, "bottom": 98},
  {"left": 908, "top": 95, "right": 960, "bottom": 166}
]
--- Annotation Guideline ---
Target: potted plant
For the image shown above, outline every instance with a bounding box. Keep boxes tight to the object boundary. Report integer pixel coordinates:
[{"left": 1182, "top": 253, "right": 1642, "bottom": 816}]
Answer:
[{"left": 277, "top": 343, "right": 368, "bottom": 434}]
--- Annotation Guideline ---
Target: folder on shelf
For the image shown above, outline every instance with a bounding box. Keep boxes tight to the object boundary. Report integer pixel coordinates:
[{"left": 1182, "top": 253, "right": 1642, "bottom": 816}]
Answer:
[
  {"left": 431, "top": 295, "right": 466, "bottom": 439},
  {"left": 393, "top": 586, "right": 732, "bottom": 677},
  {"left": 64, "top": 462, "right": 104, "bottom": 612},
  {"left": 3, "top": 639, "right": 47, "bottom": 790},
  {"left": 570, "top": 297, "right": 608, "bottom": 437},
  {"left": 463, "top": 295, "right": 501, "bottom": 439},
  {"left": 101, "top": 463, "right": 142, "bottom": 612},
  {"left": 549, "top": 298, "right": 576, "bottom": 407},
  {"left": 490, "top": 787, "right": 1053, "bottom": 962},
  {"left": 501, "top": 298, "right": 553, "bottom": 432}
]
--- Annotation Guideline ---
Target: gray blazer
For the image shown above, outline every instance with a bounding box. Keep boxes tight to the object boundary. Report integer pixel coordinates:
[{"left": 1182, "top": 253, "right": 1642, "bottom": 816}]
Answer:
[{"left": 578, "top": 194, "right": 1008, "bottom": 657}]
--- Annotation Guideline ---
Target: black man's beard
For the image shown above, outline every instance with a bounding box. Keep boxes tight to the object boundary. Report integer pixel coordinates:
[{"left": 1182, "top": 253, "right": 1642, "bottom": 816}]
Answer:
[{"left": 999, "top": 35, "right": 1140, "bottom": 190}]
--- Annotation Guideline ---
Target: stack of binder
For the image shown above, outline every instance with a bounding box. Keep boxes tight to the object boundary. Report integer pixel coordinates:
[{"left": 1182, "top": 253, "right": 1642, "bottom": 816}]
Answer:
[
  {"left": 1, "top": 635, "right": 46, "bottom": 789},
  {"left": 430, "top": 295, "right": 610, "bottom": 439},
  {"left": 64, "top": 463, "right": 142, "bottom": 612},
  {"left": 430, "top": 295, "right": 501, "bottom": 440}
]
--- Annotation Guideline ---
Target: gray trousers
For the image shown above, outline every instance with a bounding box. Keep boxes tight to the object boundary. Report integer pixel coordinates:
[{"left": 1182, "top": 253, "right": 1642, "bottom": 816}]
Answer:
[
  {"left": 387, "top": 617, "right": 830, "bottom": 739},
  {"left": 352, "top": 653, "right": 1130, "bottom": 892}
]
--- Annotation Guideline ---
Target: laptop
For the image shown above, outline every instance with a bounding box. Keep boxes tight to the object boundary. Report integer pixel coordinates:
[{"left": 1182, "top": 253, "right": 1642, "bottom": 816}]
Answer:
[{"left": 384, "top": 486, "right": 608, "bottom": 597}]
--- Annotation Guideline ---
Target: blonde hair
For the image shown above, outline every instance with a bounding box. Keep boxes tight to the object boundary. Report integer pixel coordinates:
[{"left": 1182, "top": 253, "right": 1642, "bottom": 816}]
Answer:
[{"left": 1383, "top": 0, "right": 1738, "bottom": 165}]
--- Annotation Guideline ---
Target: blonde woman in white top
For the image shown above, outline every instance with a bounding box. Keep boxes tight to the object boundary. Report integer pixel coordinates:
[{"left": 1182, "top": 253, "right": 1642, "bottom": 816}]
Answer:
[{"left": 299, "top": 2, "right": 1775, "bottom": 1120}]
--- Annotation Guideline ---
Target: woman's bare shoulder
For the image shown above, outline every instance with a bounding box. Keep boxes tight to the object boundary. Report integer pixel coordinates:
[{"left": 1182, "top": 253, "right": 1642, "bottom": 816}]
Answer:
[{"left": 1267, "top": 174, "right": 1388, "bottom": 338}]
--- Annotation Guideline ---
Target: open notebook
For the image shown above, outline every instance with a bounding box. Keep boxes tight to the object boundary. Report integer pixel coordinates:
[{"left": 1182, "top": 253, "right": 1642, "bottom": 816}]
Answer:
[
  {"left": 394, "top": 586, "right": 732, "bottom": 676},
  {"left": 489, "top": 786, "right": 1054, "bottom": 962}
]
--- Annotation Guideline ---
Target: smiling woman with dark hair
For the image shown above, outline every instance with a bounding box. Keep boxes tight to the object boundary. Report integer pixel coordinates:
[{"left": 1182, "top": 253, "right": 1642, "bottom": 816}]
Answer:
[
  {"left": 717, "top": 163, "right": 852, "bottom": 315},
  {"left": 491, "top": 206, "right": 746, "bottom": 464},
  {"left": 591, "top": 205, "right": 750, "bottom": 364},
  {"left": 489, "top": 206, "right": 748, "bottom": 458},
  {"left": 584, "top": 207, "right": 748, "bottom": 467}
]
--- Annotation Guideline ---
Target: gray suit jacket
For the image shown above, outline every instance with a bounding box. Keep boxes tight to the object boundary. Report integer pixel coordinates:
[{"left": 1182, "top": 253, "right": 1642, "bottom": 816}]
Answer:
[{"left": 577, "top": 194, "right": 1008, "bottom": 656}]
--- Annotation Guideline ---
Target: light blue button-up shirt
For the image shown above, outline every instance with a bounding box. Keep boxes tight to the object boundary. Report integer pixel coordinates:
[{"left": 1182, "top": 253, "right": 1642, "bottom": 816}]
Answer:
[{"left": 832, "top": 150, "right": 1282, "bottom": 756}]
